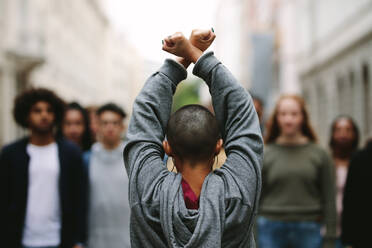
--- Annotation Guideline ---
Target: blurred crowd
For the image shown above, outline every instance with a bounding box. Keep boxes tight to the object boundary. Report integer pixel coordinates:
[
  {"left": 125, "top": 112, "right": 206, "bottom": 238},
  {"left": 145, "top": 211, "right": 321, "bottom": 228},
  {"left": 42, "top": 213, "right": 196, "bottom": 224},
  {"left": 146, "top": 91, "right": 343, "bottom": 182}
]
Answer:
[
  {"left": 1, "top": 88, "right": 130, "bottom": 248},
  {"left": 0, "top": 86, "right": 370, "bottom": 248},
  {"left": 251, "top": 94, "right": 371, "bottom": 248}
]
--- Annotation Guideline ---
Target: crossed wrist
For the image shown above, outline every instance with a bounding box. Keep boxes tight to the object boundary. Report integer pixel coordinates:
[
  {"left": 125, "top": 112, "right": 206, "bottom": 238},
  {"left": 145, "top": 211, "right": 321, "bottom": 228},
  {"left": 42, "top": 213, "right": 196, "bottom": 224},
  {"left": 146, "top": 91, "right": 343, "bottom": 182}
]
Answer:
[
  {"left": 176, "top": 57, "right": 191, "bottom": 69},
  {"left": 185, "top": 45, "right": 202, "bottom": 64}
]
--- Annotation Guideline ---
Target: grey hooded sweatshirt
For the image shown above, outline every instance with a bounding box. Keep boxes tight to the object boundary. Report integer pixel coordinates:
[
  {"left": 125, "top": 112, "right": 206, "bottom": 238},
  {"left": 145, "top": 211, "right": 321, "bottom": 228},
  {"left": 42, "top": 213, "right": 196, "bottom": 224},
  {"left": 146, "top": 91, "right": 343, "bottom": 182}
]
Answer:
[{"left": 123, "top": 51, "right": 263, "bottom": 248}]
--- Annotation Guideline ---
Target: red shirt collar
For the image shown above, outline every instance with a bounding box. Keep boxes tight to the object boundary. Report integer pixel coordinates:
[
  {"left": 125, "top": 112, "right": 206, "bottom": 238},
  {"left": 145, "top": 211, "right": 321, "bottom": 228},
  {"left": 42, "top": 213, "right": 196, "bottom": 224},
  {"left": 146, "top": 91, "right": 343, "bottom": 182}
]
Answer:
[{"left": 181, "top": 179, "right": 199, "bottom": 210}]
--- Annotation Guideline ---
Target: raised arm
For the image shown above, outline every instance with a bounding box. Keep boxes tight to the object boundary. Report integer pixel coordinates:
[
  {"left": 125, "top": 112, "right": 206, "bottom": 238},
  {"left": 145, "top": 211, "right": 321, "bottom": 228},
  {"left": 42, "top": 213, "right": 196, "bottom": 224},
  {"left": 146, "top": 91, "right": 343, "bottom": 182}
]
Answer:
[
  {"left": 192, "top": 50, "right": 263, "bottom": 205},
  {"left": 123, "top": 53, "right": 187, "bottom": 203},
  {"left": 124, "top": 31, "right": 217, "bottom": 204},
  {"left": 163, "top": 30, "right": 263, "bottom": 206}
]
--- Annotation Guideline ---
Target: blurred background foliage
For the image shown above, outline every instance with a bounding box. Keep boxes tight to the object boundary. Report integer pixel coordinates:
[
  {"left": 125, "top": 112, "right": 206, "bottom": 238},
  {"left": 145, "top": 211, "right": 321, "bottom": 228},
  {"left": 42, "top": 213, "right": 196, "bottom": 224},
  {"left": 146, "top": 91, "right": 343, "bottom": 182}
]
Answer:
[{"left": 172, "top": 79, "right": 203, "bottom": 113}]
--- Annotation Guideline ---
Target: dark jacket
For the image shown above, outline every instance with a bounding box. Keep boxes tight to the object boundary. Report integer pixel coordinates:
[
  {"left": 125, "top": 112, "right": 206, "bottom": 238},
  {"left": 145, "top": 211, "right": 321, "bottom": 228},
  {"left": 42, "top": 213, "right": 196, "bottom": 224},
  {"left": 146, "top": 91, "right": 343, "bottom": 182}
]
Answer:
[
  {"left": 0, "top": 137, "right": 88, "bottom": 248},
  {"left": 341, "top": 140, "right": 372, "bottom": 247}
]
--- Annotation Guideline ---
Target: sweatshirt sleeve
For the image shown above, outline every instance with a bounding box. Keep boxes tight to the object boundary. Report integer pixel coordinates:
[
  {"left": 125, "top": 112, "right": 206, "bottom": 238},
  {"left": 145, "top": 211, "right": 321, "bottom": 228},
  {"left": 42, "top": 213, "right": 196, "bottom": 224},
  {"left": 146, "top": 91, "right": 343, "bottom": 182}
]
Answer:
[
  {"left": 123, "top": 59, "right": 187, "bottom": 204},
  {"left": 193, "top": 51, "right": 263, "bottom": 209}
]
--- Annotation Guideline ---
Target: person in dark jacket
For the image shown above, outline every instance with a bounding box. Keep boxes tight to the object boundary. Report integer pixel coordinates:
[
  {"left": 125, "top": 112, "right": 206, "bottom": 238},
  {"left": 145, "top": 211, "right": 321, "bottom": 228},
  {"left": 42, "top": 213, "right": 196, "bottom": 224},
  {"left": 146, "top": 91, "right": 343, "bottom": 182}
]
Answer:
[
  {"left": 341, "top": 139, "right": 372, "bottom": 248},
  {"left": 328, "top": 116, "right": 359, "bottom": 248},
  {"left": 0, "top": 88, "right": 87, "bottom": 248}
]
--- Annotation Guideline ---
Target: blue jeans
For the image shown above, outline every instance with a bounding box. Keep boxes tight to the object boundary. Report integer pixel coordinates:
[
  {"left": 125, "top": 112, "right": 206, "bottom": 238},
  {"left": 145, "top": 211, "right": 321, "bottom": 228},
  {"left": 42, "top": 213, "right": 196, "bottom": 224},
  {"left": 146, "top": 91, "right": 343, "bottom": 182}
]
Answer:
[
  {"left": 257, "top": 216, "right": 322, "bottom": 248},
  {"left": 336, "top": 238, "right": 345, "bottom": 248}
]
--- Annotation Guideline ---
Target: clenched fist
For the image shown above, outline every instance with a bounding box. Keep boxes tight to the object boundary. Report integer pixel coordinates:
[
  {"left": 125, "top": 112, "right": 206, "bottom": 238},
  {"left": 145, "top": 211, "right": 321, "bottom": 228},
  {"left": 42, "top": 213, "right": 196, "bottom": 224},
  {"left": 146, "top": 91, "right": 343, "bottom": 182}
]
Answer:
[
  {"left": 189, "top": 29, "right": 216, "bottom": 52},
  {"left": 162, "top": 32, "right": 202, "bottom": 63}
]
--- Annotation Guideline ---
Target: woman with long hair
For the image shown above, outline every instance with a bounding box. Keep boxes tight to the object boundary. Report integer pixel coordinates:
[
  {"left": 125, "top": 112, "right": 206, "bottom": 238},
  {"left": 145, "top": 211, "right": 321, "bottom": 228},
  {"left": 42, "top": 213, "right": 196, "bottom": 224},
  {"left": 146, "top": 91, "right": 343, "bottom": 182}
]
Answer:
[
  {"left": 59, "top": 102, "right": 93, "bottom": 151},
  {"left": 258, "top": 95, "right": 337, "bottom": 248},
  {"left": 329, "top": 116, "right": 359, "bottom": 248}
]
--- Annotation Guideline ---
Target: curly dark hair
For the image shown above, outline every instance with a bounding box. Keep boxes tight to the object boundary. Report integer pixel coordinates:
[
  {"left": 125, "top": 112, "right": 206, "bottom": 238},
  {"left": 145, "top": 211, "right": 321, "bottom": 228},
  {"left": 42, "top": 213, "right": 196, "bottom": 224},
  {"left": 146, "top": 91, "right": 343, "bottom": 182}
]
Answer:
[{"left": 13, "top": 88, "right": 66, "bottom": 128}]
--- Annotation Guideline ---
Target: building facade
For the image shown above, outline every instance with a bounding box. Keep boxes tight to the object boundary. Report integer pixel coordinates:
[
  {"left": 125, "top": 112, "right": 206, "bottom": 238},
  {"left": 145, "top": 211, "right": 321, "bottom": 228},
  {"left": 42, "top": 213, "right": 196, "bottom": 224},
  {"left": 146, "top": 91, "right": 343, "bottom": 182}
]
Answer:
[
  {"left": 214, "top": 0, "right": 371, "bottom": 145},
  {"left": 215, "top": 0, "right": 279, "bottom": 113},
  {"left": 0, "top": 0, "right": 144, "bottom": 146},
  {"left": 277, "top": 0, "right": 372, "bottom": 145},
  {"left": 105, "top": 30, "right": 145, "bottom": 117}
]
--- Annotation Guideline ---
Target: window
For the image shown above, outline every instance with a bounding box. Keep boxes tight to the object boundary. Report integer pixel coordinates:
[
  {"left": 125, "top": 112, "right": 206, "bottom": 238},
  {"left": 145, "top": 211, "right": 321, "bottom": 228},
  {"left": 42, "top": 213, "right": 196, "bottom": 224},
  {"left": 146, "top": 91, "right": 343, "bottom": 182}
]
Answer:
[
  {"left": 349, "top": 71, "right": 355, "bottom": 116},
  {"left": 362, "top": 64, "right": 370, "bottom": 136},
  {"left": 317, "top": 82, "right": 327, "bottom": 140},
  {"left": 337, "top": 76, "right": 345, "bottom": 114},
  {"left": 0, "top": 72, "right": 3, "bottom": 146}
]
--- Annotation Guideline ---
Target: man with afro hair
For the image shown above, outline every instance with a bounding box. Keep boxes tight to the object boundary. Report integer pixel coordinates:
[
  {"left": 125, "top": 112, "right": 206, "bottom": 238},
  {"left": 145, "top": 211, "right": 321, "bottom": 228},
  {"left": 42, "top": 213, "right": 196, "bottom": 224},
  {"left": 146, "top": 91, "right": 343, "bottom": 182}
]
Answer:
[{"left": 0, "top": 88, "right": 87, "bottom": 248}]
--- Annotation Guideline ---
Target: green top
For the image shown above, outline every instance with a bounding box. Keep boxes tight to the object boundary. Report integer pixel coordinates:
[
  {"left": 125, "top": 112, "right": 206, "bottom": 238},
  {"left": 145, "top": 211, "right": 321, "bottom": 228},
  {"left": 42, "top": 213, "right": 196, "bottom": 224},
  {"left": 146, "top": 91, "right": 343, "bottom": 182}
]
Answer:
[{"left": 260, "top": 142, "right": 337, "bottom": 242}]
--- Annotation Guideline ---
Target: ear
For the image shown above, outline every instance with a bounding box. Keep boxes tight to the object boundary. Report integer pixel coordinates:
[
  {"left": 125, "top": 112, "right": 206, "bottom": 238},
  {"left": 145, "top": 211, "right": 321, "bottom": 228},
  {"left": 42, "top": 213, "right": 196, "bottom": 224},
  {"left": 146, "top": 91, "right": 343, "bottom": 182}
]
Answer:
[
  {"left": 163, "top": 140, "right": 173, "bottom": 156},
  {"left": 119, "top": 121, "right": 125, "bottom": 132},
  {"left": 214, "top": 139, "right": 223, "bottom": 156}
]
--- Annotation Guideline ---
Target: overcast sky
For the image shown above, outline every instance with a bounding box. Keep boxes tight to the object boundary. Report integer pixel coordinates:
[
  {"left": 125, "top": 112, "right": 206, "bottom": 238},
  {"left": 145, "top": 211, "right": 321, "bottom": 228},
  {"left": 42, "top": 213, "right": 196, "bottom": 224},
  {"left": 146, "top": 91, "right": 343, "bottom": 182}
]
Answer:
[{"left": 106, "top": 0, "right": 219, "bottom": 62}]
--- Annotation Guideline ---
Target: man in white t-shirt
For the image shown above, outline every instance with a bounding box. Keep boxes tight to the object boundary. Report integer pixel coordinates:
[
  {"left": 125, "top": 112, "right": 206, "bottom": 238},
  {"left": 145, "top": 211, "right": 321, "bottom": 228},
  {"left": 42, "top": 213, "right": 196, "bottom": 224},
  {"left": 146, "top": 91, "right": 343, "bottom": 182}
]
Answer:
[{"left": 0, "top": 88, "right": 87, "bottom": 248}]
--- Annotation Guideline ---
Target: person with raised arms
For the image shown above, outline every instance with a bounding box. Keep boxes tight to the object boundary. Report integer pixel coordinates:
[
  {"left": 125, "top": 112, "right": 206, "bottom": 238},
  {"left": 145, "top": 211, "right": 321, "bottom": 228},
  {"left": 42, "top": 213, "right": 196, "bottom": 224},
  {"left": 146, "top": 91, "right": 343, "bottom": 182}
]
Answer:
[{"left": 123, "top": 29, "right": 263, "bottom": 247}]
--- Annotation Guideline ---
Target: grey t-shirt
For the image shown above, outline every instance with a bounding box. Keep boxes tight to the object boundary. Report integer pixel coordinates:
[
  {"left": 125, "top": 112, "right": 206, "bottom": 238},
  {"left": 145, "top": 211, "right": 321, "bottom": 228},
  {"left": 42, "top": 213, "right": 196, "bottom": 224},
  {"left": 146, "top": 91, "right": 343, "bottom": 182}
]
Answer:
[
  {"left": 88, "top": 142, "right": 130, "bottom": 248},
  {"left": 124, "top": 52, "right": 263, "bottom": 247}
]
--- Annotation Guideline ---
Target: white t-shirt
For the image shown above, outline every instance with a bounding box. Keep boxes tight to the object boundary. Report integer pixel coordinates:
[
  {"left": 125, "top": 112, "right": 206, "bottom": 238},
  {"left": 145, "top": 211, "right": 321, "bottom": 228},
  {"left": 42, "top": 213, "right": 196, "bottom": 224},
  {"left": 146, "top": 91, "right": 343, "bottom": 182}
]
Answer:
[
  {"left": 22, "top": 142, "right": 61, "bottom": 247},
  {"left": 336, "top": 165, "right": 348, "bottom": 236}
]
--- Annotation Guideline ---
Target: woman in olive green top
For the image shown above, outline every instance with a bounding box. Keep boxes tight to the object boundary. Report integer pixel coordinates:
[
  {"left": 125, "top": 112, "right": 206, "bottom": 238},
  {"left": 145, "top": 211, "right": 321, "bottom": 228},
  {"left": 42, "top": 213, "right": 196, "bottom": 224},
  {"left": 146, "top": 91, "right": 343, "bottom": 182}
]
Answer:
[{"left": 258, "top": 95, "right": 336, "bottom": 248}]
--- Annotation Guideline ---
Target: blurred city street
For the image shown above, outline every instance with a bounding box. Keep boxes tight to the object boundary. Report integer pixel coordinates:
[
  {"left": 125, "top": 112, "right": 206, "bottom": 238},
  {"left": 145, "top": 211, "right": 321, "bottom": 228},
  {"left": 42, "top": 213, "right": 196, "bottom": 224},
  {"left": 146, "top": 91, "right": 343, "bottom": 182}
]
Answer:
[
  {"left": 1, "top": 0, "right": 371, "bottom": 147},
  {"left": 0, "top": 0, "right": 370, "bottom": 146},
  {"left": 1, "top": 1, "right": 372, "bottom": 248}
]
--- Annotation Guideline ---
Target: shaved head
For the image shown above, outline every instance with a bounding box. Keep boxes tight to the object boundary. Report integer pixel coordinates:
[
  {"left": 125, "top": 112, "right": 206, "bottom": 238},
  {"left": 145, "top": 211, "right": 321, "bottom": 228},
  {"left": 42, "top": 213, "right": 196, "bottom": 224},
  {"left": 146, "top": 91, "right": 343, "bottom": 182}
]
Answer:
[{"left": 166, "top": 104, "right": 220, "bottom": 162}]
